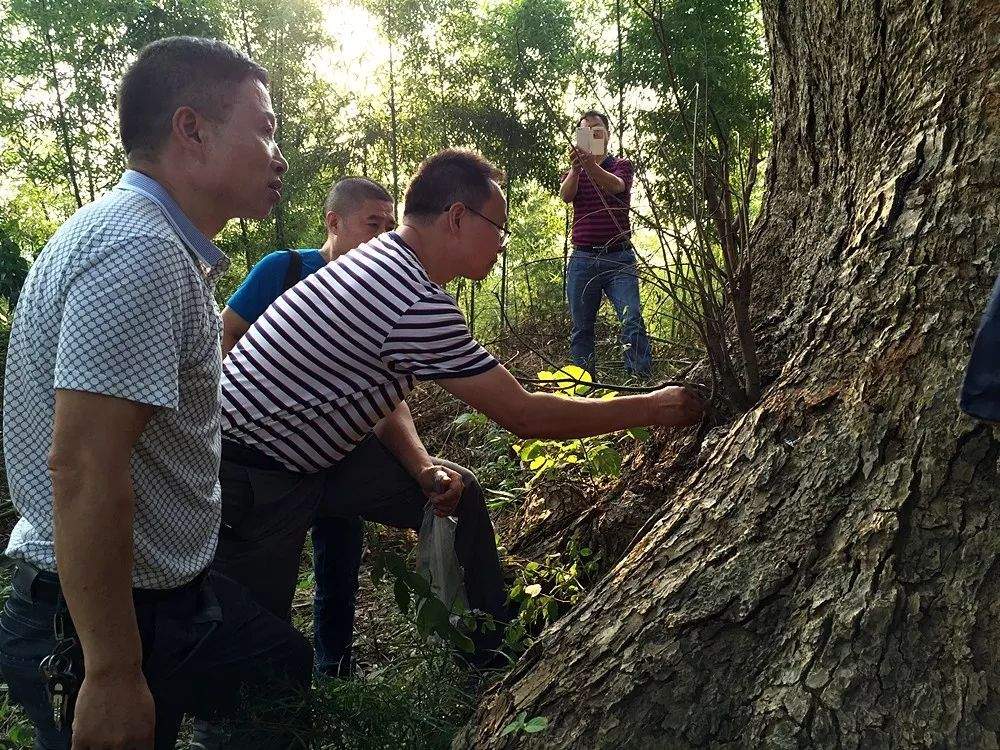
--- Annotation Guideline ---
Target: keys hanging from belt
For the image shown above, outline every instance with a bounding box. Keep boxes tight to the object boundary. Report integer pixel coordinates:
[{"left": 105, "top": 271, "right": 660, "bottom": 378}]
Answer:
[{"left": 39, "top": 605, "right": 81, "bottom": 731}]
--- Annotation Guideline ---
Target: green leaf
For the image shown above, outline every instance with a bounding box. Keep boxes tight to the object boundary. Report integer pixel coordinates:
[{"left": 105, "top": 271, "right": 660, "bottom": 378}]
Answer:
[
  {"left": 383, "top": 551, "right": 408, "bottom": 578},
  {"left": 628, "top": 426, "right": 651, "bottom": 441},
  {"left": 406, "top": 570, "right": 433, "bottom": 598},
  {"left": 529, "top": 455, "right": 547, "bottom": 470},
  {"left": 505, "top": 622, "right": 526, "bottom": 647},
  {"left": 501, "top": 712, "right": 527, "bottom": 736},
  {"left": 545, "top": 598, "right": 560, "bottom": 622},
  {"left": 589, "top": 445, "right": 622, "bottom": 476},
  {"left": 560, "top": 364, "right": 591, "bottom": 383},
  {"left": 393, "top": 577, "right": 411, "bottom": 615},
  {"left": 518, "top": 439, "right": 546, "bottom": 461},
  {"left": 446, "top": 625, "right": 476, "bottom": 653},
  {"left": 418, "top": 595, "right": 451, "bottom": 631},
  {"left": 524, "top": 716, "right": 549, "bottom": 733},
  {"left": 10, "top": 724, "right": 32, "bottom": 744},
  {"left": 524, "top": 583, "right": 542, "bottom": 597}
]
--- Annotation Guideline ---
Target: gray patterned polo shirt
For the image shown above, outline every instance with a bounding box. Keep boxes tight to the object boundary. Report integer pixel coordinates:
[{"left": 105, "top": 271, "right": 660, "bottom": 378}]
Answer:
[{"left": 3, "top": 170, "right": 229, "bottom": 589}]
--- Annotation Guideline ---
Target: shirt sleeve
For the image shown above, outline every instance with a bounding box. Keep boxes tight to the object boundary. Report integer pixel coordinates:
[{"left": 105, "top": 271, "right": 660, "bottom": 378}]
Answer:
[
  {"left": 226, "top": 250, "right": 292, "bottom": 323},
  {"left": 381, "top": 291, "right": 499, "bottom": 380},
  {"left": 54, "top": 237, "right": 187, "bottom": 409},
  {"left": 612, "top": 158, "right": 634, "bottom": 195}
]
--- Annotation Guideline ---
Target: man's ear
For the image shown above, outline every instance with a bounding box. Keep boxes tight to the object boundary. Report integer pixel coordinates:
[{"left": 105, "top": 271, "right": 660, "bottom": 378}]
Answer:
[
  {"left": 446, "top": 203, "right": 465, "bottom": 234},
  {"left": 171, "top": 106, "right": 205, "bottom": 155},
  {"left": 326, "top": 210, "right": 340, "bottom": 235}
]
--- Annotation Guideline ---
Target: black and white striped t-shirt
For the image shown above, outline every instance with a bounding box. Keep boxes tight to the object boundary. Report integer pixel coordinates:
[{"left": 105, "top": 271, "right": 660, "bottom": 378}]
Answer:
[{"left": 220, "top": 232, "right": 497, "bottom": 472}]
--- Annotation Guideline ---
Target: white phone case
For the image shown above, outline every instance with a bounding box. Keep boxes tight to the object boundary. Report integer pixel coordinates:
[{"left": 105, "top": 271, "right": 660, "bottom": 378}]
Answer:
[{"left": 575, "top": 125, "right": 606, "bottom": 156}]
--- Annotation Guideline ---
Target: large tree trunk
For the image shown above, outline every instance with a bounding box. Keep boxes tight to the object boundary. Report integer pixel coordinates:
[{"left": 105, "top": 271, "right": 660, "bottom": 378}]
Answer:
[{"left": 456, "top": 1, "right": 1000, "bottom": 747}]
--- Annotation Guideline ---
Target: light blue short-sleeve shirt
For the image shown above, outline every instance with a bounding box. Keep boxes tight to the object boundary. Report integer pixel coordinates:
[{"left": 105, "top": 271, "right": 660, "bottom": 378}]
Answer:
[{"left": 3, "top": 170, "right": 229, "bottom": 589}]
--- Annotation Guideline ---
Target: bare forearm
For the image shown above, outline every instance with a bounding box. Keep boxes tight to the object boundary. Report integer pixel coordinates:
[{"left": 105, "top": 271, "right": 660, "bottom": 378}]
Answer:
[
  {"left": 586, "top": 164, "right": 626, "bottom": 194},
  {"left": 373, "top": 402, "right": 434, "bottom": 478},
  {"left": 560, "top": 170, "right": 580, "bottom": 202},
  {"left": 510, "top": 391, "right": 654, "bottom": 439},
  {"left": 221, "top": 307, "right": 251, "bottom": 359},
  {"left": 53, "top": 462, "right": 142, "bottom": 676},
  {"left": 221, "top": 330, "right": 239, "bottom": 359}
]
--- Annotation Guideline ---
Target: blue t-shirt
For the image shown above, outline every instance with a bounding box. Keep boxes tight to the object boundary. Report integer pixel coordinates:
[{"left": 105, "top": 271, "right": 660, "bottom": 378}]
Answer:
[{"left": 227, "top": 249, "right": 327, "bottom": 323}]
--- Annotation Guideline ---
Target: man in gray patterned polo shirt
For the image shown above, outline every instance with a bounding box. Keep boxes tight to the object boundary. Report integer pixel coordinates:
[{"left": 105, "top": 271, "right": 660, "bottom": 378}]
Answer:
[{"left": 0, "top": 37, "right": 311, "bottom": 749}]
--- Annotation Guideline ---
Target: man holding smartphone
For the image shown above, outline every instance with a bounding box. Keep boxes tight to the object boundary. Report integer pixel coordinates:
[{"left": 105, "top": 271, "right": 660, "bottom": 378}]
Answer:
[{"left": 560, "top": 111, "right": 652, "bottom": 380}]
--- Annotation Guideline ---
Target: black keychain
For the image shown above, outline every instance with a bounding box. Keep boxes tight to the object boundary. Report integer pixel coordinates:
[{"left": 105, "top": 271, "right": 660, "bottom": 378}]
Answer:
[{"left": 39, "top": 605, "right": 81, "bottom": 731}]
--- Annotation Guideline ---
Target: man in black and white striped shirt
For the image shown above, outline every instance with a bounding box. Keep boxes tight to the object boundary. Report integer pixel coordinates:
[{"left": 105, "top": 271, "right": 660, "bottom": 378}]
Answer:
[{"left": 216, "top": 149, "right": 704, "bottom": 668}]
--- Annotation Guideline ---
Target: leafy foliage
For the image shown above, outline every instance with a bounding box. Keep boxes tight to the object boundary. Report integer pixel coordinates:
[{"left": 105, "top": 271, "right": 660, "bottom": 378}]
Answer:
[
  {"left": 511, "top": 366, "right": 650, "bottom": 482},
  {"left": 504, "top": 539, "right": 598, "bottom": 650}
]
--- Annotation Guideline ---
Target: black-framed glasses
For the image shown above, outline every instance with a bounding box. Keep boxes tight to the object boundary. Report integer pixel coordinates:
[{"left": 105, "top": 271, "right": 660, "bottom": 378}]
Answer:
[{"left": 444, "top": 203, "right": 510, "bottom": 247}]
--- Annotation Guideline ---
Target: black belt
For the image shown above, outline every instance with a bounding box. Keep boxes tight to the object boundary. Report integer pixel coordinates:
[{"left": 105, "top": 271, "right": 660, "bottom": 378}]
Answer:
[
  {"left": 222, "top": 438, "right": 290, "bottom": 472},
  {"left": 11, "top": 561, "right": 208, "bottom": 606},
  {"left": 574, "top": 242, "right": 631, "bottom": 254}
]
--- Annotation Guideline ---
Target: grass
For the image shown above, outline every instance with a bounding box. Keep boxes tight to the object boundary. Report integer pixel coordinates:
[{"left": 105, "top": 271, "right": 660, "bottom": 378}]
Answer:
[{"left": 0, "top": 564, "right": 33, "bottom": 750}]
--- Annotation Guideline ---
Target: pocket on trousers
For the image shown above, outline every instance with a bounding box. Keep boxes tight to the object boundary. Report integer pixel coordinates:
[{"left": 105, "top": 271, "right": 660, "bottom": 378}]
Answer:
[{"left": 219, "top": 460, "right": 254, "bottom": 539}]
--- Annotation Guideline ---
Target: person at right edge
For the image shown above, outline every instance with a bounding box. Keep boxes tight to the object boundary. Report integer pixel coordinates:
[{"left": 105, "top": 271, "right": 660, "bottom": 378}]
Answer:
[
  {"left": 960, "top": 272, "right": 1000, "bottom": 421},
  {"left": 560, "top": 110, "right": 653, "bottom": 380}
]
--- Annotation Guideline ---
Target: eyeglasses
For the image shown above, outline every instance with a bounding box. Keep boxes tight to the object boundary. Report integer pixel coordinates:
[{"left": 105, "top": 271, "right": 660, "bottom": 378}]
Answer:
[{"left": 444, "top": 203, "right": 510, "bottom": 247}]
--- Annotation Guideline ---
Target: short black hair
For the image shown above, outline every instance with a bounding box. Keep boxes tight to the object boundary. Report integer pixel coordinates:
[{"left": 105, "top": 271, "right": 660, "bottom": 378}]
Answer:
[
  {"left": 403, "top": 149, "right": 504, "bottom": 219},
  {"left": 579, "top": 110, "right": 610, "bottom": 130},
  {"left": 324, "top": 177, "right": 393, "bottom": 218},
  {"left": 119, "top": 36, "right": 269, "bottom": 159}
]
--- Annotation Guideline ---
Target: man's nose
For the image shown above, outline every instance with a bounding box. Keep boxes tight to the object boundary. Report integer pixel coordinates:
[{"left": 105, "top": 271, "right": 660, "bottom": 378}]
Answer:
[{"left": 273, "top": 146, "right": 288, "bottom": 175}]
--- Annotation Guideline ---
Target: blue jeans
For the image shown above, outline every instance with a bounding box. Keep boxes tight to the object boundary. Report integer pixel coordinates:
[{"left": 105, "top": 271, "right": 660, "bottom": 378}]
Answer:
[
  {"left": 962, "top": 270, "right": 1000, "bottom": 420},
  {"left": 567, "top": 246, "right": 652, "bottom": 378},
  {"left": 311, "top": 515, "right": 364, "bottom": 677}
]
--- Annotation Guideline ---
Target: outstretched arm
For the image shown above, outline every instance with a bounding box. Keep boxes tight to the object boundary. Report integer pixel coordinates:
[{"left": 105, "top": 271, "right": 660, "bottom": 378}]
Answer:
[{"left": 437, "top": 364, "right": 702, "bottom": 440}]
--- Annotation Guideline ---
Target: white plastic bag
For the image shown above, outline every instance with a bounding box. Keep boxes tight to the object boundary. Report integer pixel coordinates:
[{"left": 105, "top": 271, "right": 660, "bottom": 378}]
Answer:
[{"left": 416, "top": 505, "right": 468, "bottom": 617}]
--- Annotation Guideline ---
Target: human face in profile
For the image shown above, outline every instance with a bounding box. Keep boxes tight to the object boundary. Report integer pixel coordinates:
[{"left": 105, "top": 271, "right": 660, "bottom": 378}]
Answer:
[
  {"left": 461, "top": 182, "right": 508, "bottom": 281},
  {"left": 202, "top": 77, "right": 288, "bottom": 220}
]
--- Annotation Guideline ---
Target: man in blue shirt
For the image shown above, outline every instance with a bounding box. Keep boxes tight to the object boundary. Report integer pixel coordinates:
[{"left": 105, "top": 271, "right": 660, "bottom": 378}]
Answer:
[{"left": 221, "top": 178, "right": 396, "bottom": 353}]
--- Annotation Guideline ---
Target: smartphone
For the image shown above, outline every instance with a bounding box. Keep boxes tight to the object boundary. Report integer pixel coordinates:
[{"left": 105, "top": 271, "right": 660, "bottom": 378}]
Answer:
[{"left": 575, "top": 125, "right": 606, "bottom": 157}]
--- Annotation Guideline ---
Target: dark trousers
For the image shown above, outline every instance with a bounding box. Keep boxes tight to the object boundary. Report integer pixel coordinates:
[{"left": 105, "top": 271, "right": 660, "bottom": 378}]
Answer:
[
  {"left": 212, "top": 435, "right": 508, "bottom": 674},
  {"left": 0, "top": 564, "right": 312, "bottom": 749}
]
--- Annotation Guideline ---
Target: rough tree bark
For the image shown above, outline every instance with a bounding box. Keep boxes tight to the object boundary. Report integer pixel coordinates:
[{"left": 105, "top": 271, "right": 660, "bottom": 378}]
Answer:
[{"left": 456, "top": 1, "right": 1000, "bottom": 747}]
